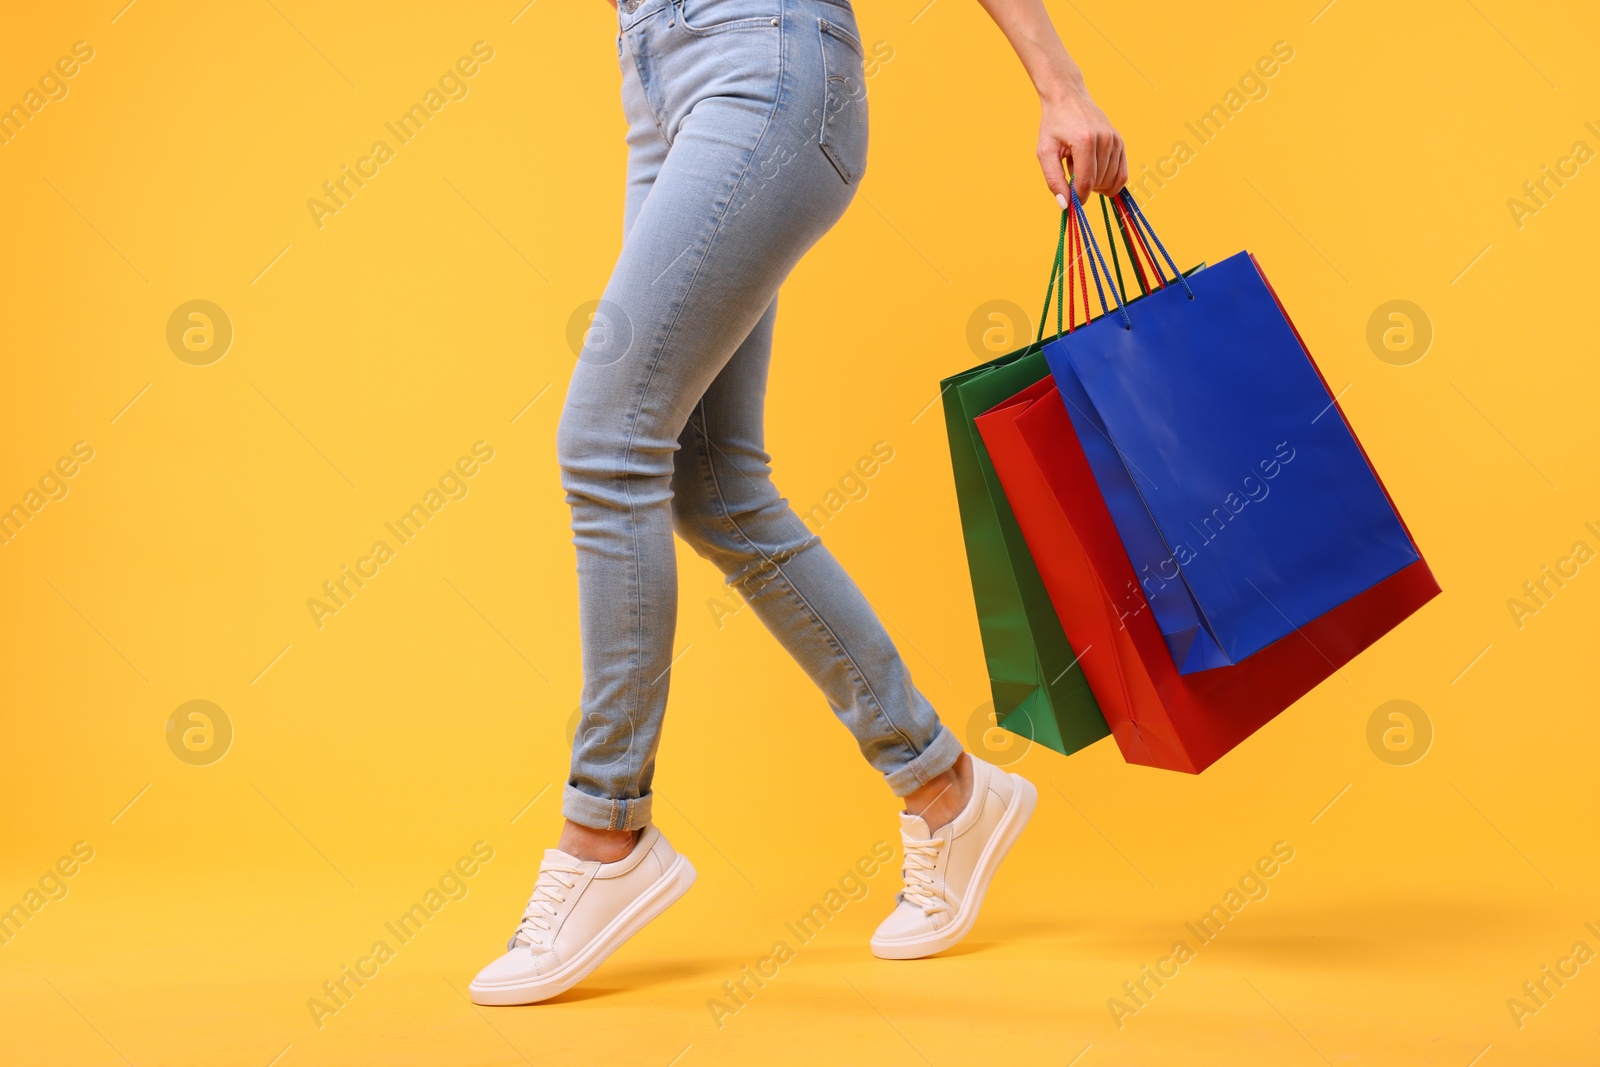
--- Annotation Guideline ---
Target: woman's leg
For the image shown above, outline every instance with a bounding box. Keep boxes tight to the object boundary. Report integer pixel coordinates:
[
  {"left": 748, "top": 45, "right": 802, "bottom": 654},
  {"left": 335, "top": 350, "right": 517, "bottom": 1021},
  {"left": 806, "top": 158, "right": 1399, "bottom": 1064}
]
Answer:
[
  {"left": 475, "top": 5, "right": 1032, "bottom": 1001},
  {"left": 670, "top": 298, "right": 962, "bottom": 793},
  {"left": 557, "top": 0, "right": 882, "bottom": 835}
]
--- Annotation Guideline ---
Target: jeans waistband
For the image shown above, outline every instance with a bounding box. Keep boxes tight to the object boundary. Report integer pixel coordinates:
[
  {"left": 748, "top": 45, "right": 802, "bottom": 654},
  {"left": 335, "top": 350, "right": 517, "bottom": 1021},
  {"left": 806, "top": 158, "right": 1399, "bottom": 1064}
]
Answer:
[
  {"left": 620, "top": 0, "right": 854, "bottom": 32},
  {"left": 618, "top": 0, "right": 669, "bottom": 31}
]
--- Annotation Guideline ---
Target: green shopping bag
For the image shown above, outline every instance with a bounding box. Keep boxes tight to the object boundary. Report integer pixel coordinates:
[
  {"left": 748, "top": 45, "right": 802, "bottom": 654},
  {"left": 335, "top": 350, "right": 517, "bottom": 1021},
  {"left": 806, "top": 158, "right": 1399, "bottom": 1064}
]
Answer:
[
  {"left": 942, "top": 203, "right": 1204, "bottom": 756},
  {"left": 941, "top": 213, "right": 1107, "bottom": 756}
]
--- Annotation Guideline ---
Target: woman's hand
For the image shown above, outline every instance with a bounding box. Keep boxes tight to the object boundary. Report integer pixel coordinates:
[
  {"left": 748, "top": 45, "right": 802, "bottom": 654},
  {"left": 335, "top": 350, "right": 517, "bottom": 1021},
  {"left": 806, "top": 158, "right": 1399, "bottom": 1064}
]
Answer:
[
  {"left": 976, "top": 0, "right": 1128, "bottom": 205},
  {"left": 1038, "top": 87, "right": 1127, "bottom": 206}
]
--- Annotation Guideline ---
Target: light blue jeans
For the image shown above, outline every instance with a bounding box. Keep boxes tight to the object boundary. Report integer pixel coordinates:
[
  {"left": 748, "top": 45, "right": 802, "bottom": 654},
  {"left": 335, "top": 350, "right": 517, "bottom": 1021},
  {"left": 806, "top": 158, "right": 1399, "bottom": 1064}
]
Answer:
[{"left": 557, "top": 0, "right": 960, "bottom": 831}]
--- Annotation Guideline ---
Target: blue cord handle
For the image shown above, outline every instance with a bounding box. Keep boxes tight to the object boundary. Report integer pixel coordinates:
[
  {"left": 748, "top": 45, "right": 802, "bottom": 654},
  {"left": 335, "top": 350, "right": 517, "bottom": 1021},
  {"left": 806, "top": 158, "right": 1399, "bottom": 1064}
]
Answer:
[{"left": 1117, "top": 189, "right": 1194, "bottom": 301}]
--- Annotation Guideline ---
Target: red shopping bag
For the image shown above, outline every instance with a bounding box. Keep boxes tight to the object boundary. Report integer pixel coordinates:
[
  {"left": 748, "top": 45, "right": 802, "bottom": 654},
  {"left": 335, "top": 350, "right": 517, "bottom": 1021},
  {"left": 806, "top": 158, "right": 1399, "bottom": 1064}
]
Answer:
[{"left": 975, "top": 375, "right": 1441, "bottom": 773}]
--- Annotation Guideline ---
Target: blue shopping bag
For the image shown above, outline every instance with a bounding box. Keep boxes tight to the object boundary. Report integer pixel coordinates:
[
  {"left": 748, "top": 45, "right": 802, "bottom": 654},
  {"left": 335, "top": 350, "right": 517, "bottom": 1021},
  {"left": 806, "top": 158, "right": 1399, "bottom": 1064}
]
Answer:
[{"left": 1043, "top": 189, "right": 1419, "bottom": 670}]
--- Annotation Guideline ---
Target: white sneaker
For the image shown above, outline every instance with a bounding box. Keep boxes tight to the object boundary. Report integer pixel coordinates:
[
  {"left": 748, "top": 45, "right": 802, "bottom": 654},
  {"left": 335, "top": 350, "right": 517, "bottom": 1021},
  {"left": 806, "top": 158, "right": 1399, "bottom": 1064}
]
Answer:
[
  {"left": 469, "top": 824, "right": 697, "bottom": 1005},
  {"left": 870, "top": 755, "right": 1038, "bottom": 960}
]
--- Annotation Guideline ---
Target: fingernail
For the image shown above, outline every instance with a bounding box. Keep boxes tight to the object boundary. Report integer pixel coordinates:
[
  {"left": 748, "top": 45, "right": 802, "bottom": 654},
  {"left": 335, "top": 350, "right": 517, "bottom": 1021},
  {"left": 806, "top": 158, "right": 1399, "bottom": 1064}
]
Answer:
[{"left": 1056, "top": 193, "right": 1068, "bottom": 210}]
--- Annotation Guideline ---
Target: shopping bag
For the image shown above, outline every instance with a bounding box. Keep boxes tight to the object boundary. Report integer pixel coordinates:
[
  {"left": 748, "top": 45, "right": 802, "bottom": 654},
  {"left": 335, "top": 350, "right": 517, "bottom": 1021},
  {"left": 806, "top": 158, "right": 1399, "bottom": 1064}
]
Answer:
[
  {"left": 974, "top": 376, "right": 1135, "bottom": 744},
  {"left": 940, "top": 215, "right": 1110, "bottom": 756},
  {"left": 1023, "top": 193, "right": 1230, "bottom": 676},
  {"left": 978, "top": 372, "right": 1441, "bottom": 772},
  {"left": 1043, "top": 189, "right": 1422, "bottom": 670}
]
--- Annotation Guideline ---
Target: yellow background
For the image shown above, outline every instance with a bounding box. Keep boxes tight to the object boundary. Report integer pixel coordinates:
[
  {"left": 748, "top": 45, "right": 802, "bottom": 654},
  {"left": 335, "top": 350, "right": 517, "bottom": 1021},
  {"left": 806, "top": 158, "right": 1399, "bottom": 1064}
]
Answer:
[{"left": 2, "top": 0, "right": 1598, "bottom": 1064}]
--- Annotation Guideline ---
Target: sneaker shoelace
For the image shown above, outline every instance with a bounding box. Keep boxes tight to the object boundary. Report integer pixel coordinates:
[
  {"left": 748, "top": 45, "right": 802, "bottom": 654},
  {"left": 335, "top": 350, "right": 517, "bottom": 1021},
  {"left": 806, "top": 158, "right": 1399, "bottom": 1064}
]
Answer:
[
  {"left": 898, "top": 834, "right": 948, "bottom": 915},
  {"left": 511, "top": 861, "right": 585, "bottom": 949}
]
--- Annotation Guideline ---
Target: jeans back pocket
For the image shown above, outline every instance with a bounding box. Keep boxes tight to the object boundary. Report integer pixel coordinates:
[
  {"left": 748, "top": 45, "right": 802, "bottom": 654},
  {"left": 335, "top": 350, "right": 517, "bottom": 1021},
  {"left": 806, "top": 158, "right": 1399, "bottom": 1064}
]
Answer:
[{"left": 817, "top": 18, "right": 867, "bottom": 184}]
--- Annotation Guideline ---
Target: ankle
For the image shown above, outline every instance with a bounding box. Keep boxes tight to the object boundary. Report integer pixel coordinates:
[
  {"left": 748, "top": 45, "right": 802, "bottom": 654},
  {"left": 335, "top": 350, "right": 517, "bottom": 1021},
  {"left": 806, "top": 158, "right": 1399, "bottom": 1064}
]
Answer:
[
  {"left": 903, "top": 752, "right": 974, "bottom": 831},
  {"left": 559, "top": 820, "right": 641, "bottom": 862}
]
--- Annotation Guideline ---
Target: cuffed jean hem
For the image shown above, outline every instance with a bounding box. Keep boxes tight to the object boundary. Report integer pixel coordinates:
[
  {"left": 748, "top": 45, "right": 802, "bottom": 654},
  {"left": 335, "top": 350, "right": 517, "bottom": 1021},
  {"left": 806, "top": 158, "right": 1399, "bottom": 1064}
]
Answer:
[
  {"left": 563, "top": 783, "right": 654, "bottom": 832},
  {"left": 881, "top": 724, "right": 964, "bottom": 798}
]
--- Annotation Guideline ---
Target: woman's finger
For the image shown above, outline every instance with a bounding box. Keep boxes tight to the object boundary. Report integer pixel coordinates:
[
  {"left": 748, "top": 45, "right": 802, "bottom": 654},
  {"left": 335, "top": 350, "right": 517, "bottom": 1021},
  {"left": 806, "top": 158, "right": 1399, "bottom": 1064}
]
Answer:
[
  {"left": 1069, "top": 138, "right": 1100, "bottom": 204},
  {"left": 1092, "top": 133, "right": 1118, "bottom": 195},
  {"left": 1108, "top": 138, "right": 1128, "bottom": 194},
  {"left": 1035, "top": 140, "right": 1070, "bottom": 203}
]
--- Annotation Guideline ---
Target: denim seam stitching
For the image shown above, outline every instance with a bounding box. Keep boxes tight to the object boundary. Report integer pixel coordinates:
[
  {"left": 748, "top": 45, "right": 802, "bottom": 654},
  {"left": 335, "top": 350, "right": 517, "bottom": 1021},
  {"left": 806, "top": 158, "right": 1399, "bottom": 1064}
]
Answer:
[
  {"left": 687, "top": 405, "right": 746, "bottom": 544},
  {"left": 611, "top": 9, "right": 790, "bottom": 810},
  {"left": 623, "top": 16, "right": 672, "bottom": 143},
  {"left": 896, "top": 731, "right": 958, "bottom": 789},
  {"left": 815, "top": 19, "right": 864, "bottom": 184},
  {"left": 564, "top": 781, "right": 626, "bottom": 831},
  {"left": 695, "top": 394, "right": 922, "bottom": 763}
]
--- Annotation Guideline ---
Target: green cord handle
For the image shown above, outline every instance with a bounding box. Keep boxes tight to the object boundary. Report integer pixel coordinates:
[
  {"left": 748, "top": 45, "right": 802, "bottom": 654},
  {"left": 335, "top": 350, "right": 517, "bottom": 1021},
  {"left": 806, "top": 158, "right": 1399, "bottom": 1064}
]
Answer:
[{"left": 1033, "top": 208, "right": 1069, "bottom": 346}]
